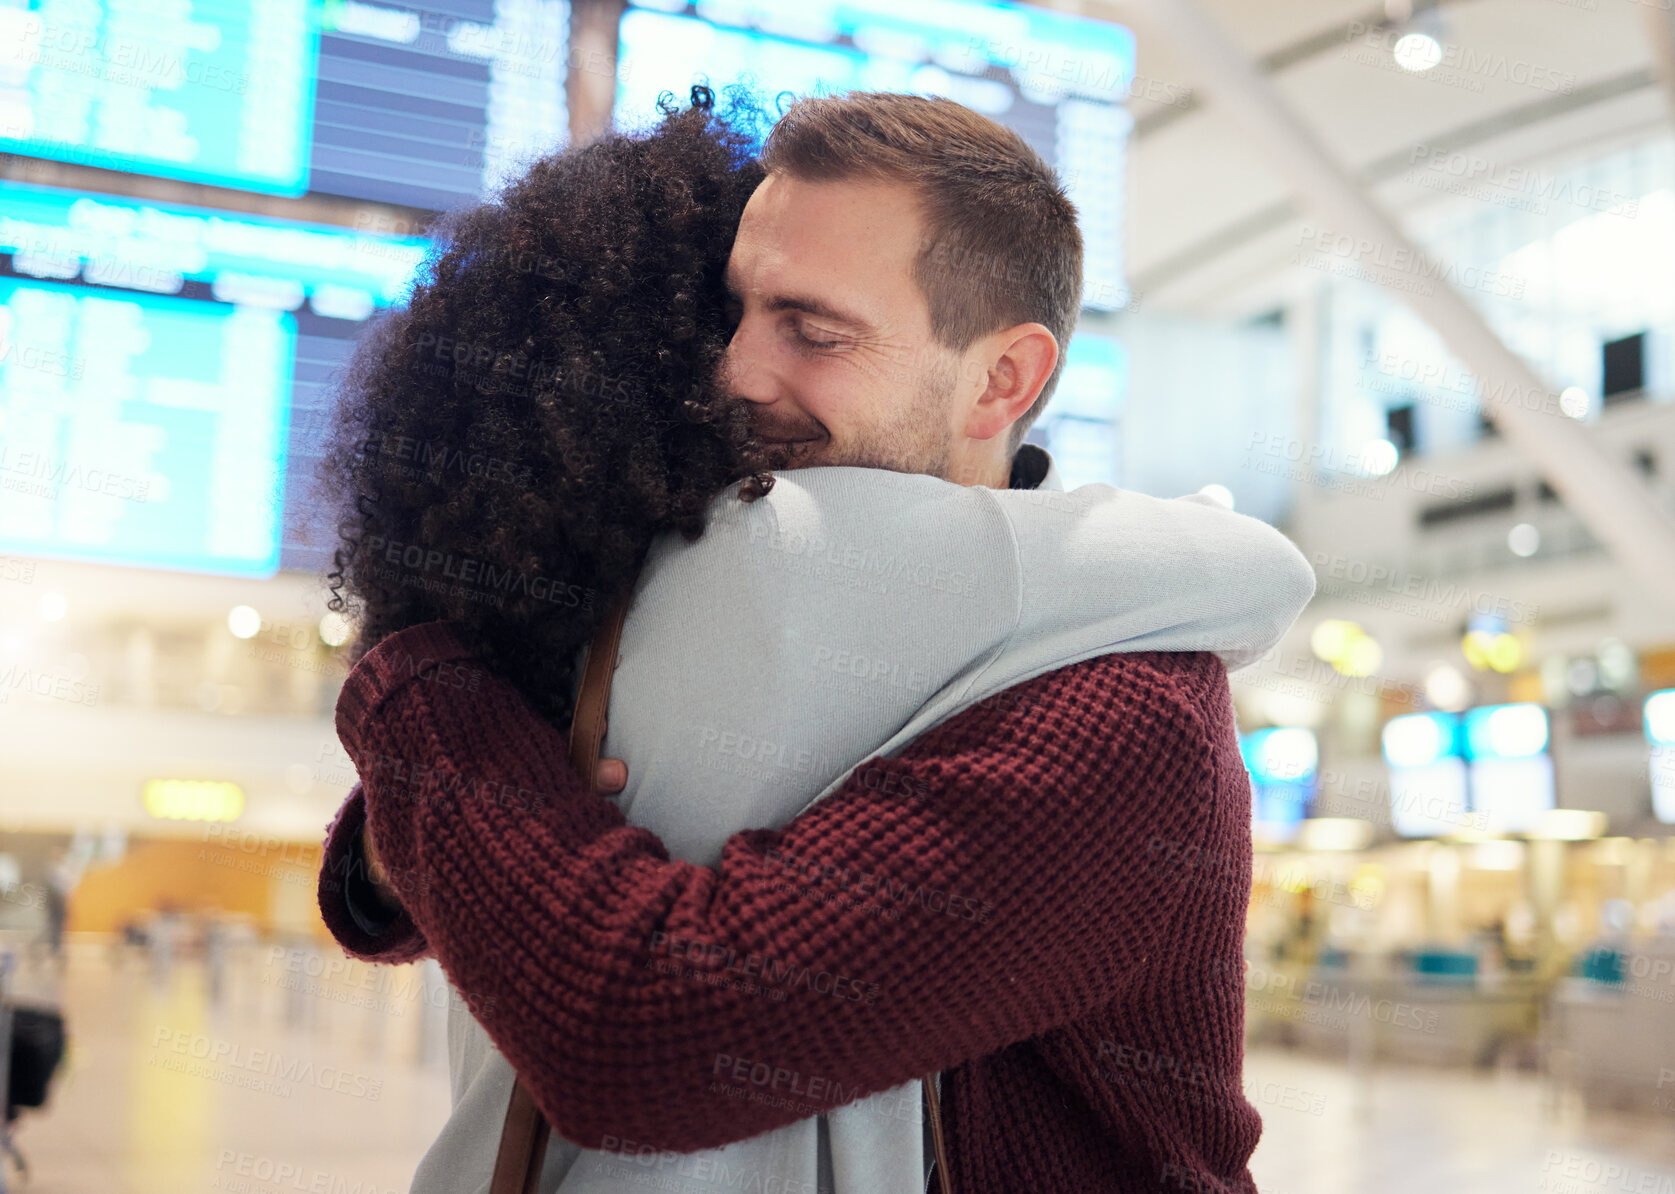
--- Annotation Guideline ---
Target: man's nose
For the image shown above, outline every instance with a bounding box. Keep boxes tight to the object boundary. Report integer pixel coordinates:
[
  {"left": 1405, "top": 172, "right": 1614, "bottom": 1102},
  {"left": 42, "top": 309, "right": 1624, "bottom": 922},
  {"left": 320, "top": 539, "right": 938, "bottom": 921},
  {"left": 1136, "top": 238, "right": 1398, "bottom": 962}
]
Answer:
[{"left": 722, "top": 320, "right": 779, "bottom": 406}]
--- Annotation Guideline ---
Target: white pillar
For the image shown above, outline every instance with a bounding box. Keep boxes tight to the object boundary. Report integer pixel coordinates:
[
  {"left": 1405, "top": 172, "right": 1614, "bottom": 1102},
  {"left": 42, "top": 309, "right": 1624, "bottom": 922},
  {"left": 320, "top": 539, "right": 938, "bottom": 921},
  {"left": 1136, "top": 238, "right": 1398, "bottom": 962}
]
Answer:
[{"left": 1642, "top": 1, "right": 1675, "bottom": 125}]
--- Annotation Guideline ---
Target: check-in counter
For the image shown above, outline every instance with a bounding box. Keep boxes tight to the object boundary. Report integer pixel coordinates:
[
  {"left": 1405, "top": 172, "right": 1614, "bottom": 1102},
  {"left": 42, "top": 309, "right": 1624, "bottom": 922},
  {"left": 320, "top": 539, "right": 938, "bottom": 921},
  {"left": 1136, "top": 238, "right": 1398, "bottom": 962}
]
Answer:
[
  {"left": 1248, "top": 969, "right": 1543, "bottom": 1067},
  {"left": 1548, "top": 941, "right": 1675, "bottom": 1112}
]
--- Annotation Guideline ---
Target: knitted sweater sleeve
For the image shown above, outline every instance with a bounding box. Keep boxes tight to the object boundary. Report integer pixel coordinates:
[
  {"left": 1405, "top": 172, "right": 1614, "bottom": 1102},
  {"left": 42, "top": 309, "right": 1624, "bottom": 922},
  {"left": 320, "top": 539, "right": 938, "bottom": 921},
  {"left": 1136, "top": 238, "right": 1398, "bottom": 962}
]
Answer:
[
  {"left": 317, "top": 780, "right": 429, "bottom": 964},
  {"left": 327, "top": 620, "right": 1223, "bottom": 1153}
]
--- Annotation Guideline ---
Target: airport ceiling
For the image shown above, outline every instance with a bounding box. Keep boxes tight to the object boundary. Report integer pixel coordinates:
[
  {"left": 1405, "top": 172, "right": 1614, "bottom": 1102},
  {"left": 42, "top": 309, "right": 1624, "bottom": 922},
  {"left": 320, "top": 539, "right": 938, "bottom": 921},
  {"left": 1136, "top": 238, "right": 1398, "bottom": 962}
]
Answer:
[{"left": 1061, "top": 0, "right": 1670, "bottom": 317}]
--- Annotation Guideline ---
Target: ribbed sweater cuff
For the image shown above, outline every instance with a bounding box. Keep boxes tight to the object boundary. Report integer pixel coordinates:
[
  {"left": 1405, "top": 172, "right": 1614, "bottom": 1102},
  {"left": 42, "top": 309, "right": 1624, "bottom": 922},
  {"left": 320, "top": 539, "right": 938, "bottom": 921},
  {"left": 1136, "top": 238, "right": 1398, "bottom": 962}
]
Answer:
[
  {"left": 334, "top": 620, "right": 477, "bottom": 761},
  {"left": 317, "top": 787, "right": 428, "bottom": 963}
]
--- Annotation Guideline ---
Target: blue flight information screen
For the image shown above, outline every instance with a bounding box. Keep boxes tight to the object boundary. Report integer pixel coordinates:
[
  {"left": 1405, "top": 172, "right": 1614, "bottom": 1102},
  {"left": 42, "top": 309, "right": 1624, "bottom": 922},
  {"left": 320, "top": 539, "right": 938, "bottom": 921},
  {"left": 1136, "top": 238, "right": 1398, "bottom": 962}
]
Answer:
[
  {"left": 614, "top": 0, "right": 1136, "bottom": 311},
  {"left": 0, "top": 0, "right": 572, "bottom": 210},
  {"left": 0, "top": 278, "right": 294, "bottom": 576},
  {"left": 0, "top": 182, "right": 428, "bottom": 578},
  {"left": 0, "top": 0, "right": 320, "bottom": 194}
]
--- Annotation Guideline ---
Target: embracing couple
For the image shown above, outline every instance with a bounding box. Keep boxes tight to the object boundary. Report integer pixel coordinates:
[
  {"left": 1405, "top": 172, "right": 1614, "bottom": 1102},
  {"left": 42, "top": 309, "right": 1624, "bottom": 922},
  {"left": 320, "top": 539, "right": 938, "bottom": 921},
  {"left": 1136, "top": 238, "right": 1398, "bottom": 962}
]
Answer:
[{"left": 314, "top": 86, "right": 1313, "bottom": 1194}]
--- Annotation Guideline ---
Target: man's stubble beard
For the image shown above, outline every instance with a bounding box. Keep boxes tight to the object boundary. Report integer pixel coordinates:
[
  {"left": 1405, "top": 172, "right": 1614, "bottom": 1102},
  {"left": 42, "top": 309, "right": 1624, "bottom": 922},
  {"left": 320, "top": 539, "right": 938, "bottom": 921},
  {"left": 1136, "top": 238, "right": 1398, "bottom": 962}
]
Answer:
[{"left": 761, "top": 363, "right": 959, "bottom": 481}]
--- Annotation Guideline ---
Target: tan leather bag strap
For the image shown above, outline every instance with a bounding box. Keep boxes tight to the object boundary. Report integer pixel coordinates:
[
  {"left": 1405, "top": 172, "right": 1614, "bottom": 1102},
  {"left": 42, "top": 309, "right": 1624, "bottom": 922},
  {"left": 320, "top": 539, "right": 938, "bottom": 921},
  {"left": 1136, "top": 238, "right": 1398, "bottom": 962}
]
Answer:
[
  {"left": 490, "top": 599, "right": 630, "bottom": 1194},
  {"left": 925, "top": 1070, "right": 954, "bottom": 1194}
]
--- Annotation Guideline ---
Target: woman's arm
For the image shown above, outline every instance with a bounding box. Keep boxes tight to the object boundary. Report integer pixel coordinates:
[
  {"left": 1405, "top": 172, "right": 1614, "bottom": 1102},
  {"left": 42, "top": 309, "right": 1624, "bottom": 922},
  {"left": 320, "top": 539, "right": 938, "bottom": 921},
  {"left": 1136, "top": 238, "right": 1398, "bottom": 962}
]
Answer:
[
  {"left": 712, "top": 467, "right": 1315, "bottom": 678},
  {"left": 979, "top": 481, "right": 1316, "bottom": 673},
  {"left": 327, "top": 619, "right": 1227, "bottom": 1153}
]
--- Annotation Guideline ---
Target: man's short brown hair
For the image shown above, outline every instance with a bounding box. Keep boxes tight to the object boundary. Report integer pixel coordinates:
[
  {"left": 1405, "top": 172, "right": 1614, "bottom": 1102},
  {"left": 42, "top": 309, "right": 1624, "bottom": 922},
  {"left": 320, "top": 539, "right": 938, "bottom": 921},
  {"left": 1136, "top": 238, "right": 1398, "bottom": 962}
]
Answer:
[{"left": 759, "top": 91, "right": 1084, "bottom": 454}]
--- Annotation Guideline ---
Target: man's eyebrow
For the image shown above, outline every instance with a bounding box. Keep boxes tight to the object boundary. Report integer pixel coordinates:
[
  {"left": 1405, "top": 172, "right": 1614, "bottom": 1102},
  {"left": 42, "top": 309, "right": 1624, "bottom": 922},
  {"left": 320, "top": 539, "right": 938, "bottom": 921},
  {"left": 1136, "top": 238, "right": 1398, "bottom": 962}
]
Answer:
[
  {"left": 722, "top": 265, "right": 872, "bottom": 330},
  {"left": 760, "top": 293, "right": 872, "bottom": 330}
]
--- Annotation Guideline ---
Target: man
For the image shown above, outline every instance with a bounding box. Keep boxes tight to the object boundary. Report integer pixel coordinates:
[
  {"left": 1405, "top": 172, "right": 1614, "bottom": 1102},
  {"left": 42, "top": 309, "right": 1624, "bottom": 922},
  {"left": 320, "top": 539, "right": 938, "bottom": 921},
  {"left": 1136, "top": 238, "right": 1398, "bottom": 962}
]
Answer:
[{"left": 320, "top": 92, "right": 1296, "bottom": 1193}]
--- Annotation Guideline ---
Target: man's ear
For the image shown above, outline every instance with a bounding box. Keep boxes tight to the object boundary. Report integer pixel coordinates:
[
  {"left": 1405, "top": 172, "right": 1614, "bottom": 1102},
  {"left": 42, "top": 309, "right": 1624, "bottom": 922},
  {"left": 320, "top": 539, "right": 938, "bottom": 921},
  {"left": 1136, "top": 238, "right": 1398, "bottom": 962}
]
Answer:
[{"left": 961, "top": 323, "right": 1059, "bottom": 443}]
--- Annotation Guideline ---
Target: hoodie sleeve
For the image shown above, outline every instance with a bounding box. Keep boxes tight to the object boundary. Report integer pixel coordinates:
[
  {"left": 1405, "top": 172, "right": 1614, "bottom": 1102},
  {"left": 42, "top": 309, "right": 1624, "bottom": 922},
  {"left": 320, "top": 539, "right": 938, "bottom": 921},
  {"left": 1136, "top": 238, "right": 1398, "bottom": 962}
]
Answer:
[{"left": 989, "top": 485, "right": 1316, "bottom": 677}]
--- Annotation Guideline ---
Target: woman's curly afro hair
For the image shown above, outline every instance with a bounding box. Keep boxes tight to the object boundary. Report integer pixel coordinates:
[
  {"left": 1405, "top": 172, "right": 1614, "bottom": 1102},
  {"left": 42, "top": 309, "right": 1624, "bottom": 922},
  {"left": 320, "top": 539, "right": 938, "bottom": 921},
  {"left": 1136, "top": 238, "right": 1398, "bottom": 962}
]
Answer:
[{"left": 315, "top": 87, "right": 776, "bottom": 727}]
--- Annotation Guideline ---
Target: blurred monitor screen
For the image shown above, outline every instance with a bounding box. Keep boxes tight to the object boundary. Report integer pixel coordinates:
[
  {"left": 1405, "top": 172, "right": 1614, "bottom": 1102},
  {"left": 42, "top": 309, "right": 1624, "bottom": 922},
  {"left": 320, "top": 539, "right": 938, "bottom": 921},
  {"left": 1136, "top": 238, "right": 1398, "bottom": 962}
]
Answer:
[
  {"left": 613, "top": 0, "right": 1134, "bottom": 310},
  {"left": 1651, "top": 746, "right": 1675, "bottom": 825},
  {"left": 1038, "top": 331, "right": 1124, "bottom": 487},
  {"left": 0, "top": 277, "right": 292, "bottom": 577},
  {"left": 1463, "top": 702, "right": 1549, "bottom": 760},
  {"left": 1382, "top": 711, "right": 1462, "bottom": 768},
  {"left": 0, "top": 0, "right": 321, "bottom": 194},
  {"left": 1240, "top": 727, "right": 1317, "bottom": 842},
  {"left": 0, "top": 183, "right": 428, "bottom": 577},
  {"left": 1252, "top": 781, "right": 1310, "bottom": 843},
  {"left": 1468, "top": 755, "right": 1556, "bottom": 835},
  {"left": 309, "top": 0, "right": 570, "bottom": 210},
  {"left": 1052, "top": 331, "right": 1125, "bottom": 419},
  {"left": 1388, "top": 757, "right": 1473, "bottom": 838},
  {"left": 0, "top": 0, "right": 568, "bottom": 210},
  {"left": 1647, "top": 689, "right": 1675, "bottom": 823}
]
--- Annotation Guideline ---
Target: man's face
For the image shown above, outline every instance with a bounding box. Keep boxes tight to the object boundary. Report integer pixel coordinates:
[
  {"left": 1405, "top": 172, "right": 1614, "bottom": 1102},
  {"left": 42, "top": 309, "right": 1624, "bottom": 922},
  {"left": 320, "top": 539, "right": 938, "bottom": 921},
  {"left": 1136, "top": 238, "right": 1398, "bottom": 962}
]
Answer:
[{"left": 720, "top": 173, "right": 967, "bottom": 478}]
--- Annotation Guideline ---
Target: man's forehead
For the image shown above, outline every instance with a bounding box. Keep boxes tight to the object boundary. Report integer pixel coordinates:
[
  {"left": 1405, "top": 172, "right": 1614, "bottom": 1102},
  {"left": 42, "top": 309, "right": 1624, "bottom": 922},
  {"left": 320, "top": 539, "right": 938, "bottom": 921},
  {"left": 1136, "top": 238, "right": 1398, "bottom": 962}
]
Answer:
[{"left": 726, "top": 176, "right": 924, "bottom": 323}]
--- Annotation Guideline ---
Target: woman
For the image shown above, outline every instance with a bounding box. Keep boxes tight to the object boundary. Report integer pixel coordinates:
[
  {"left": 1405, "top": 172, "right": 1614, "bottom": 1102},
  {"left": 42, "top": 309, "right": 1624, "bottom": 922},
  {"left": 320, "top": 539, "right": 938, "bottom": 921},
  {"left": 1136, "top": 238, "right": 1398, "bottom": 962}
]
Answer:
[{"left": 316, "top": 88, "right": 1312, "bottom": 1193}]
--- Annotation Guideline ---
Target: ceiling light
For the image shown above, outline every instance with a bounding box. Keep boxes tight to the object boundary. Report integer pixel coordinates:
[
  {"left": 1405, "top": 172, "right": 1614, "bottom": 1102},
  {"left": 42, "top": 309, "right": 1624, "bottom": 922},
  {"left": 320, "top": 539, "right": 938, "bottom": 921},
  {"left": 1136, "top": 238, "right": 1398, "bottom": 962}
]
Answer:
[
  {"left": 1425, "top": 664, "right": 1470, "bottom": 711},
  {"left": 227, "top": 605, "right": 261, "bottom": 639},
  {"left": 1559, "top": 387, "right": 1590, "bottom": 419},
  {"left": 1361, "top": 438, "right": 1399, "bottom": 476},
  {"left": 319, "top": 611, "right": 352, "bottom": 647},
  {"left": 1297, "top": 818, "right": 1376, "bottom": 852},
  {"left": 1527, "top": 809, "right": 1606, "bottom": 841},
  {"left": 1341, "top": 635, "right": 1383, "bottom": 677},
  {"left": 1197, "top": 483, "right": 1235, "bottom": 510},
  {"left": 1311, "top": 619, "right": 1356, "bottom": 662},
  {"left": 1393, "top": 31, "right": 1442, "bottom": 72}
]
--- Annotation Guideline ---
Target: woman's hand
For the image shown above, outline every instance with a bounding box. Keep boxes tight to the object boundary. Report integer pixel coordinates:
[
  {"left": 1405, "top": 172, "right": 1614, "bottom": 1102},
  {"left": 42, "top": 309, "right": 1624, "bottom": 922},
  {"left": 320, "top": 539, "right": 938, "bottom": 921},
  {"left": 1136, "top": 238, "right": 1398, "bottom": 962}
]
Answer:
[{"left": 360, "top": 821, "right": 406, "bottom": 915}]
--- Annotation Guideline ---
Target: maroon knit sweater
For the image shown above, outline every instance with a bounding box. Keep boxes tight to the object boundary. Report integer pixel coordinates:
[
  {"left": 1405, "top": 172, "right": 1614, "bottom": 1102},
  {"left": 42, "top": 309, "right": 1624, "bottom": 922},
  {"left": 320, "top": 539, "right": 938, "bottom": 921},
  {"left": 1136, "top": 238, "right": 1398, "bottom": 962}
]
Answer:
[{"left": 317, "top": 620, "right": 1262, "bottom": 1193}]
